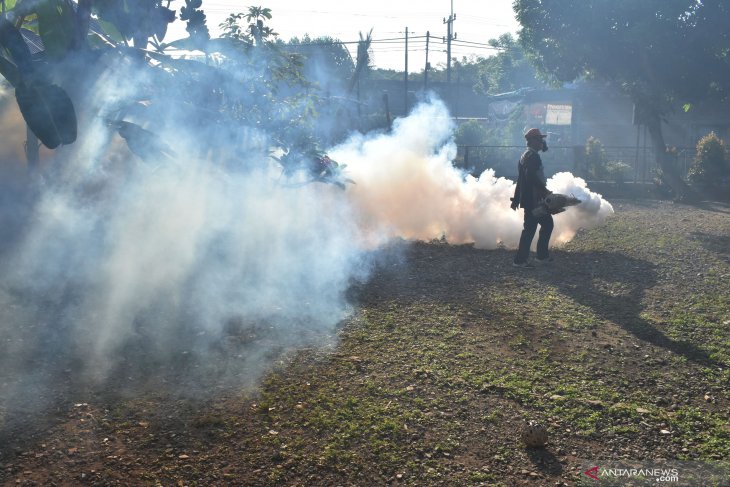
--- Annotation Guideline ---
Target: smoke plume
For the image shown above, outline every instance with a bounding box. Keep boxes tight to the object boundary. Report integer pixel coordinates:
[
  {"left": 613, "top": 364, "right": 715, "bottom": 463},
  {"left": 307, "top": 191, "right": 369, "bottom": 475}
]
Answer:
[
  {"left": 334, "top": 99, "right": 613, "bottom": 248},
  {"left": 0, "top": 85, "right": 612, "bottom": 411}
]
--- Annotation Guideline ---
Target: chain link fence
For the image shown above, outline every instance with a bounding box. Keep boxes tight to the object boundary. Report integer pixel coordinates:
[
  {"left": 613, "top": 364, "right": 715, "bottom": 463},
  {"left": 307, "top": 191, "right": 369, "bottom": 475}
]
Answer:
[{"left": 456, "top": 145, "right": 695, "bottom": 183}]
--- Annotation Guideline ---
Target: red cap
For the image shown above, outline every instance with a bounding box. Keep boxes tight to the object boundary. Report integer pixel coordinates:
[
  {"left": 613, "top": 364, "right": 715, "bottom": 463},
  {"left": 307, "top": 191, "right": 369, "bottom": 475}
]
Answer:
[{"left": 524, "top": 128, "right": 547, "bottom": 140}]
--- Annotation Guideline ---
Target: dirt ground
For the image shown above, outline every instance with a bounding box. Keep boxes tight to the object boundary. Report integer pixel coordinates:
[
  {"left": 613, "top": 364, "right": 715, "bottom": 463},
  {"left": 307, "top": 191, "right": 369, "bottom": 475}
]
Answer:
[{"left": 1, "top": 199, "right": 729, "bottom": 486}]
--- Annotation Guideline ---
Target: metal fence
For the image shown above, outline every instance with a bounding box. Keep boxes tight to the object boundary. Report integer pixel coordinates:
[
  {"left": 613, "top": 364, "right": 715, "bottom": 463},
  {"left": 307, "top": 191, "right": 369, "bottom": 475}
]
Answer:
[{"left": 456, "top": 145, "right": 695, "bottom": 183}]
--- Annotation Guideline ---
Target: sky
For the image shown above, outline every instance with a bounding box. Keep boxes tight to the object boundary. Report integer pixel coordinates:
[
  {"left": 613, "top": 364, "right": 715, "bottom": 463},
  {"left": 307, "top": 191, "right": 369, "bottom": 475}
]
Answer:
[{"left": 167, "top": 0, "right": 521, "bottom": 70}]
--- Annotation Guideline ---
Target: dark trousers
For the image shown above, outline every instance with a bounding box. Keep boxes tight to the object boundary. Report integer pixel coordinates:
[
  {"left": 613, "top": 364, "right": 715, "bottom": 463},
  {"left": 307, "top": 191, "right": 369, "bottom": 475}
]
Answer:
[{"left": 514, "top": 211, "right": 554, "bottom": 264}]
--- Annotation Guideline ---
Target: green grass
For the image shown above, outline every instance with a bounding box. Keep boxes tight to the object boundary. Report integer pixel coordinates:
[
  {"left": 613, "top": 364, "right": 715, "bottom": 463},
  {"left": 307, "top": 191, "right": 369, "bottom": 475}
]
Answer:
[
  {"left": 5, "top": 201, "right": 730, "bottom": 486},
  {"left": 243, "top": 203, "right": 730, "bottom": 483}
]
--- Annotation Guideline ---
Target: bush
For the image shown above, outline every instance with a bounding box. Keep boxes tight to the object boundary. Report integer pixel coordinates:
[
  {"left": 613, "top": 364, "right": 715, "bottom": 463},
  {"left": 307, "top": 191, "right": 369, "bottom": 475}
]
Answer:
[
  {"left": 584, "top": 136, "right": 608, "bottom": 180},
  {"left": 688, "top": 132, "right": 728, "bottom": 186},
  {"left": 605, "top": 160, "right": 632, "bottom": 183},
  {"left": 454, "top": 120, "right": 487, "bottom": 146}
]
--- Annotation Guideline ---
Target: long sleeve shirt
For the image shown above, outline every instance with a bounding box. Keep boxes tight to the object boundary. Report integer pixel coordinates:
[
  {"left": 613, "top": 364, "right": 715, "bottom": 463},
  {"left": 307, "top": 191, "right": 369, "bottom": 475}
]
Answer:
[{"left": 514, "top": 148, "right": 549, "bottom": 211}]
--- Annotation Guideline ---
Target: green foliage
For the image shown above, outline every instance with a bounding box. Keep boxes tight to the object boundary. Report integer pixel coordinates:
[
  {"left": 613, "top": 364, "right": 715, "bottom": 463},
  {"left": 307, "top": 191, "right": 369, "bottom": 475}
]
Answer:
[
  {"left": 179, "top": 0, "right": 209, "bottom": 47},
  {"left": 36, "top": 0, "right": 76, "bottom": 59},
  {"left": 584, "top": 136, "right": 608, "bottom": 180},
  {"left": 348, "top": 29, "right": 373, "bottom": 93},
  {"left": 515, "top": 0, "right": 730, "bottom": 104},
  {"left": 448, "top": 55, "right": 486, "bottom": 88},
  {"left": 474, "top": 33, "right": 543, "bottom": 95},
  {"left": 605, "top": 160, "right": 632, "bottom": 184},
  {"left": 0, "top": 1, "right": 344, "bottom": 170},
  {"left": 95, "top": 0, "right": 177, "bottom": 46},
  {"left": 454, "top": 120, "right": 486, "bottom": 146},
  {"left": 1, "top": 1, "right": 18, "bottom": 11},
  {"left": 108, "top": 120, "right": 173, "bottom": 162},
  {"left": 0, "top": 54, "right": 19, "bottom": 85},
  {"left": 0, "top": 16, "right": 76, "bottom": 147},
  {"left": 688, "top": 132, "right": 728, "bottom": 185},
  {"left": 0, "top": 17, "right": 33, "bottom": 75},
  {"left": 583, "top": 137, "right": 632, "bottom": 182},
  {"left": 15, "top": 78, "right": 77, "bottom": 148},
  {"left": 368, "top": 67, "right": 401, "bottom": 81},
  {"left": 515, "top": 0, "right": 730, "bottom": 195},
  {"left": 286, "top": 35, "right": 354, "bottom": 90},
  {"left": 220, "top": 6, "right": 275, "bottom": 46},
  {"left": 216, "top": 6, "right": 310, "bottom": 142}
]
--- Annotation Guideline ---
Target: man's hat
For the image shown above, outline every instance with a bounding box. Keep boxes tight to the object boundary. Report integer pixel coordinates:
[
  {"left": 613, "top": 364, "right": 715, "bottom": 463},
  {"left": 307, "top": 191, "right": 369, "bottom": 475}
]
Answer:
[{"left": 524, "top": 128, "right": 547, "bottom": 140}]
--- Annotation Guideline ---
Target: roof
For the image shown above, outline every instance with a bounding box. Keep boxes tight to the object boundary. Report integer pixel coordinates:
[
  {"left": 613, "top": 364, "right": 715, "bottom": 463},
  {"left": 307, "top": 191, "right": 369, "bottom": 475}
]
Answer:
[{"left": 20, "top": 29, "right": 44, "bottom": 55}]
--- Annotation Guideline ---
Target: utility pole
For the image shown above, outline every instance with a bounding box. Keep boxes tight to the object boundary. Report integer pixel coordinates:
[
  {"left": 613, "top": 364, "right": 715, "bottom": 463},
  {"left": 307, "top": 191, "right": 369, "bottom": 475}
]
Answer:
[
  {"left": 424, "top": 31, "right": 430, "bottom": 91},
  {"left": 404, "top": 27, "right": 409, "bottom": 113},
  {"left": 443, "top": 0, "right": 456, "bottom": 85}
]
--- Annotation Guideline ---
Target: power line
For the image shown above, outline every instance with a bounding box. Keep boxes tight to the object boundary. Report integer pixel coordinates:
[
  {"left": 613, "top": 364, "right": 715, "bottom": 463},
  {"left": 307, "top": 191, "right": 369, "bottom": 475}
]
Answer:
[{"left": 451, "top": 39, "right": 500, "bottom": 48}]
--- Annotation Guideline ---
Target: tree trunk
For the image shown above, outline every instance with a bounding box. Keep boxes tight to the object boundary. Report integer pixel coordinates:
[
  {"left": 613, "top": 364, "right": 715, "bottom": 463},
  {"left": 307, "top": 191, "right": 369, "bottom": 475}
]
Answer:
[
  {"left": 645, "top": 112, "right": 692, "bottom": 200},
  {"left": 74, "top": 0, "right": 93, "bottom": 50},
  {"left": 25, "top": 124, "right": 39, "bottom": 171}
]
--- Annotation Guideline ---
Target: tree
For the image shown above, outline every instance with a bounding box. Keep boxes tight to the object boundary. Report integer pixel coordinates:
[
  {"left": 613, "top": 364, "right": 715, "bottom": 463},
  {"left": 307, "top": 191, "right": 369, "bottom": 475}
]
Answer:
[
  {"left": 0, "top": 2, "right": 81, "bottom": 154},
  {"left": 286, "top": 34, "right": 354, "bottom": 93},
  {"left": 94, "top": 0, "right": 177, "bottom": 48},
  {"left": 0, "top": 2, "right": 324, "bottom": 173},
  {"left": 0, "top": 0, "right": 181, "bottom": 162},
  {"left": 514, "top": 0, "right": 730, "bottom": 198},
  {"left": 454, "top": 119, "right": 487, "bottom": 146},
  {"left": 475, "top": 33, "right": 544, "bottom": 95},
  {"left": 216, "top": 6, "right": 314, "bottom": 151},
  {"left": 349, "top": 29, "right": 372, "bottom": 94},
  {"left": 219, "top": 6, "right": 275, "bottom": 47}
]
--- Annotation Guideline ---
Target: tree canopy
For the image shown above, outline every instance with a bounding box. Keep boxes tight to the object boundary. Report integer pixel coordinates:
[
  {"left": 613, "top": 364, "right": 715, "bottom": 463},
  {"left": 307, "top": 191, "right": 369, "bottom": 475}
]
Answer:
[
  {"left": 514, "top": 0, "right": 730, "bottom": 196},
  {"left": 286, "top": 34, "right": 354, "bottom": 92},
  {"left": 0, "top": 2, "right": 356, "bottom": 163},
  {"left": 475, "top": 33, "right": 544, "bottom": 96}
]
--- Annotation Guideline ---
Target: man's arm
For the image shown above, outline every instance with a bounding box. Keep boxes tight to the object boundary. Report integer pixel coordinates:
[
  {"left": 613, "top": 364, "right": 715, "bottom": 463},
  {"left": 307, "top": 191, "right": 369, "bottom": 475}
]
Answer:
[{"left": 511, "top": 176, "right": 521, "bottom": 210}]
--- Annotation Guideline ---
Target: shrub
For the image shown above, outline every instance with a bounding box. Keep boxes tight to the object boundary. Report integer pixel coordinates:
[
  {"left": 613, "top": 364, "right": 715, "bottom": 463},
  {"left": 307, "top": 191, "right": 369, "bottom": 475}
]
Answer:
[
  {"left": 454, "top": 120, "right": 487, "bottom": 146},
  {"left": 688, "top": 132, "right": 728, "bottom": 186},
  {"left": 584, "top": 136, "right": 608, "bottom": 179},
  {"left": 605, "top": 160, "right": 632, "bottom": 183}
]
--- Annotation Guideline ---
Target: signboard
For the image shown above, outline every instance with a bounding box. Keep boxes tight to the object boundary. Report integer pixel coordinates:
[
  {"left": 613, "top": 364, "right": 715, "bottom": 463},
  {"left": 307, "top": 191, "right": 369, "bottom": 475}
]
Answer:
[{"left": 546, "top": 104, "right": 572, "bottom": 125}]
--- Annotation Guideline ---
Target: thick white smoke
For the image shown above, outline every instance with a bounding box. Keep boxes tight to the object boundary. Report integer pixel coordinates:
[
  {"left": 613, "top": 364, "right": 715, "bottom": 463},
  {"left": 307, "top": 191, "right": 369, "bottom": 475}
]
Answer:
[
  {"left": 335, "top": 99, "right": 613, "bottom": 249},
  {"left": 0, "top": 83, "right": 367, "bottom": 398},
  {"left": 0, "top": 92, "right": 613, "bottom": 406},
  {"left": 544, "top": 171, "right": 615, "bottom": 243}
]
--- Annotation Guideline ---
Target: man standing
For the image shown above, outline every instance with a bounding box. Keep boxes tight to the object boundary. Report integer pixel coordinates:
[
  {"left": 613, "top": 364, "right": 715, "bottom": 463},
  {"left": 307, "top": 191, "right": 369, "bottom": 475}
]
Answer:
[{"left": 511, "top": 128, "right": 554, "bottom": 268}]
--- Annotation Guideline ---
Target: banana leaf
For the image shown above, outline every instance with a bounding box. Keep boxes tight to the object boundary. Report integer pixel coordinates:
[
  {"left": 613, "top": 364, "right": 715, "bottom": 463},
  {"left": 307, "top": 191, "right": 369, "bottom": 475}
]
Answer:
[
  {"left": 1, "top": 1, "right": 18, "bottom": 11},
  {"left": 15, "top": 79, "right": 77, "bottom": 149},
  {"left": 36, "top": 0, "right": 76, "bottom": 60},
  {"left": 0, "top": 53, "right": 20, "bottom": 85},
  {"left": 95, "top": 19, "right": 124, "bottom": 43},
  {"left": 0, "top": 17, "right": 33, "bottom": 73},
  {"left": 159, "top": 35, "right": 206, "bottom": 52}
]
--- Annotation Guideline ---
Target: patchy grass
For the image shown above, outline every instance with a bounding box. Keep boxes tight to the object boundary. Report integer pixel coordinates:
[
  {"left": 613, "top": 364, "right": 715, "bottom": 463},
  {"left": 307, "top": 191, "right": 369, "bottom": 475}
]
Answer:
[{"left": 1, "top": 200, "right": 730, "bottom": 486}]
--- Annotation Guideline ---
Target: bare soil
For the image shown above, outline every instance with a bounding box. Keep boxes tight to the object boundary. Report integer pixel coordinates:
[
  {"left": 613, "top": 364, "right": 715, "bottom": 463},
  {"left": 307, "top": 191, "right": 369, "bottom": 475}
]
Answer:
[{"left": 1, "top": 200, "right": 729, "bottom": 486}]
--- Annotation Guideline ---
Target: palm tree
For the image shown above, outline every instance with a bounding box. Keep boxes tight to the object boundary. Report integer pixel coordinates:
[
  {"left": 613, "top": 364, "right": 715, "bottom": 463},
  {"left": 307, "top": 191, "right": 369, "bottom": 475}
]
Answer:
[{"left": 348, "top": 28, "right": 372, "bottom": 95}]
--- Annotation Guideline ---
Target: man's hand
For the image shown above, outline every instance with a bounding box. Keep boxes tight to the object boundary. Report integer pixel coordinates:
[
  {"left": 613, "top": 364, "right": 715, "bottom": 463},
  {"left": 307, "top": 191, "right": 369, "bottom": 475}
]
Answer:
[{"left": 510, "top": 197, "right": 519, "bottom": 211}]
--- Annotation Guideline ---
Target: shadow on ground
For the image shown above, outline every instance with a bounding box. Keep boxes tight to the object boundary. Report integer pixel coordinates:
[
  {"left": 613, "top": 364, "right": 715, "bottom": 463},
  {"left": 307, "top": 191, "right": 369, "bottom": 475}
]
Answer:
[
  {"left": 355, "top": 241, "right": 720, "bottom": 368},
  {"left": 532, "top": 249, "right": 720, "bottom": 367},
  {"left": 526, "top": 448, "right": 563, "bottom": 475}
]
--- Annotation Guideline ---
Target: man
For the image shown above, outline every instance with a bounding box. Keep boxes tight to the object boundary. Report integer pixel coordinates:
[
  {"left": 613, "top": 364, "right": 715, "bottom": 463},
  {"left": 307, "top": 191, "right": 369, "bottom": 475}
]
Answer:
[{"left": 510, "top": 128, "right": 554, "bottom": 268}]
